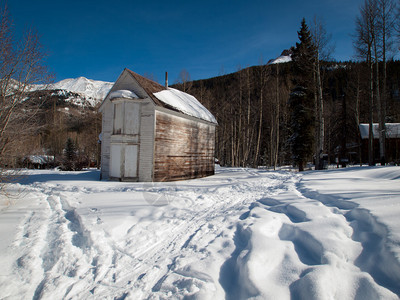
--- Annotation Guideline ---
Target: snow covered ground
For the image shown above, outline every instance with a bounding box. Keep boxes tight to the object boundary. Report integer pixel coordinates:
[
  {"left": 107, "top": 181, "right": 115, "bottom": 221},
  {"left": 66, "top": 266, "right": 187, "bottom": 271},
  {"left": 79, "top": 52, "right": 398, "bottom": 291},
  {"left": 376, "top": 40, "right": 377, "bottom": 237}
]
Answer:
[{"left": 0, "top": 166, "right": 399, "bottom": 299}]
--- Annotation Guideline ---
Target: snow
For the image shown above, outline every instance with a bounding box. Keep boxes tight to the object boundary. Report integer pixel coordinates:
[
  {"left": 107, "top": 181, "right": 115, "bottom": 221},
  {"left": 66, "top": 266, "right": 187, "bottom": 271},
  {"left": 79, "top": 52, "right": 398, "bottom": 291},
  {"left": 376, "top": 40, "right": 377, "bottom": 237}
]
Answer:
[
  {"left": 0, "top": 166, "right": 400, "bottom": 299},
  {"left": 154, "top": 88, "right": 217, "bottom": 124},
  {"left": 24, "top": 155, "right": 54, "bottom": 164},
  {"left": 49, "top": 77, "right": 113, "bottom": 100},
  {"left": 268, "top": 55, "right": 292, "bottom": 65},
  {"left": 30, "top": 77, "right": 114, "bottom": 106},
  {"left": 109, "top": 89, "right": 139, "bottom": 100}
]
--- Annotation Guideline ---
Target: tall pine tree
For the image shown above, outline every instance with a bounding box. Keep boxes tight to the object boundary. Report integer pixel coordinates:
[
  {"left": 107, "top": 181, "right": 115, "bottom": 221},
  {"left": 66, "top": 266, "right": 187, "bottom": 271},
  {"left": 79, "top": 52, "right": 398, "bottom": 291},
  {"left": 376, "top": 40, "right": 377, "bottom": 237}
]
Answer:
[
  {"left": 289, "top": 18, "right": 316, "bottom": 171},
  {"left": 292, "top": 18, "right": 316, "bottom": 88},
  {"left": 61, "top": 138, "right": 78, "bottom": 171}
]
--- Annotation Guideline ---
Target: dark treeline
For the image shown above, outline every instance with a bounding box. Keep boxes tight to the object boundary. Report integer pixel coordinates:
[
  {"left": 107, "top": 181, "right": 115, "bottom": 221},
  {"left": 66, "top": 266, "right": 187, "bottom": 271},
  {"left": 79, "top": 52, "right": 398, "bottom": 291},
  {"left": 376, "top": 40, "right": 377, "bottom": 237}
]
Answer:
[
  {"left": 174, "top": 59, "right": 400, "bottom": 168},
  {"left": 175, "top": 0, "right": 400, "bottom": 171}
]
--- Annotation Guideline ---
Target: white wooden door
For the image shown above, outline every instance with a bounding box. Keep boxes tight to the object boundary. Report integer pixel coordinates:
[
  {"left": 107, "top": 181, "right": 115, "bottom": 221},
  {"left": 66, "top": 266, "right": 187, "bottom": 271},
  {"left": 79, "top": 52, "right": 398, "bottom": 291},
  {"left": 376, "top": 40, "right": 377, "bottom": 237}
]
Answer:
[
  {"left": 124, "top": 145, "right": 138, "bottom": 178},
  {"left": 110, "top": 100, "right": 140, "bottom": 180},
  {"left": 110, "top": 144, "right": 122, "bottom": 178}
]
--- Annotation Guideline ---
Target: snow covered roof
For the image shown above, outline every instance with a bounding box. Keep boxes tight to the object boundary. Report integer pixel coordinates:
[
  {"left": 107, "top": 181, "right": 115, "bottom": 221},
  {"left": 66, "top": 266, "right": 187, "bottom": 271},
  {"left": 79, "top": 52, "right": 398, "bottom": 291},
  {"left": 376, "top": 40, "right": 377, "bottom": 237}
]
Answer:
[
  {"left": 24, "top": 155, "right": 54, "bottom": 164},
  {"left": 124, "top": 69, "right": 217, "bottom": 124},
  {"left": 109, "top": 90, "right": 138, "bottom": 100},
  {"left": 100, "top": 69, "right": 217, "bottom": 124},
  {"left": 153, "top": 88, "right": 217, "bottom": 124},
  {"left": 359, "top": 123, "right": 400, "bottom": 139}
]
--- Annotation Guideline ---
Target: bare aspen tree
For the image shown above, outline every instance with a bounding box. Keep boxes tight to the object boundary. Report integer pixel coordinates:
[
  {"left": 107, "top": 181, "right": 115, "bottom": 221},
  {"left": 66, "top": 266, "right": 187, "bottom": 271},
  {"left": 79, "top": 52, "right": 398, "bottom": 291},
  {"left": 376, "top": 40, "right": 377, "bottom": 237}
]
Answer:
[
  {"left": 311, "top": 16, "right": 334, "bottom": 169},
  {"left": 242, "top": 67, "right": 252, "bottom": 166},
  {"left": 372, "top": 4, "right": 383, "bottom": 167},
  {"left": 266, "top": 62, "right": 281, "bottom": 169},
  {"left": 177, "top": 69, "right": 192, "bottom": 93},
  {"left": 354, "top": 0, "right": 396, "bottom": 165},
  {"left": 0, "top": 4, "right": 52, "bottom": 192},
  {"left": 0, "top": 6, "right": 52, "bottom": 156},
  {"left": 236, "top": 65, "right": 243, "bottom": 166},
  {"left": 253, "top": 62, "right": 269, "bottom": 167},
  {"left": 354, "top": 0, "right": 378, "bottom": 166},
  {"left": 273, "top": 63, "right": 280, "bottom": 169},
  {"left": 376, "top": 0, "right": 397, "bottom": 164}
]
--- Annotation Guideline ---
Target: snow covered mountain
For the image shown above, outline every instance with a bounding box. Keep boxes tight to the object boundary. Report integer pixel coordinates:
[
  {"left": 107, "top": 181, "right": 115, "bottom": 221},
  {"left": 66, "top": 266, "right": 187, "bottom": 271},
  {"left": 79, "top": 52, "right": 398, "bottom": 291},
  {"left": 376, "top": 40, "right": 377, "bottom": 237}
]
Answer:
[
  {"left": 32, "top": 77, "right": 114, "bottom": 107},
  {"left": 30, "top": 51, "right": 293, "bottom": 108},
  {"left": 267, "top": 49, "right": 293, "bottom": 65},
  {"left": 49, "top": 77, "right": 114, "bottom": 101}
]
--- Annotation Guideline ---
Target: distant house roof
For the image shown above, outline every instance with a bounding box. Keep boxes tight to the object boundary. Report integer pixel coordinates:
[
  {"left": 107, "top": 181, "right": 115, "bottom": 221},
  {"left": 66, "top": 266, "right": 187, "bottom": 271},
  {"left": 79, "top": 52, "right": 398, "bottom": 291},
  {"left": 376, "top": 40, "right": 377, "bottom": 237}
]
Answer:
[
  {"left": 105, "top": 69, "right": 217, "bottom": 124},
  {"left": 24, "top": 155, "right": 54, "bottom": 164},
  {"left": 359, "top": 123, "right": 400, "bottom": 139}
]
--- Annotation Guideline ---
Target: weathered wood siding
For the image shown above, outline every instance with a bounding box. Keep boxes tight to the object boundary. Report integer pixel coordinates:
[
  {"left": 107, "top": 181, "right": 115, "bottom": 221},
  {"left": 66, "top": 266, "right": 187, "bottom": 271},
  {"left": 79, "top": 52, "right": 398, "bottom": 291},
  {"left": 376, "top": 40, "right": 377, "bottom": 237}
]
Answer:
[
  {"left": 138, "top": 101, "right": 155, "bottom": 181},
  {"left": 154, "top": 110, "right": 215, "bottom": 181},
  {"left": 100, "top": 101, "right": 113, "bottom": 180},
  {"left": 101, "top": 68, "right": 217, "bottom": 182}
]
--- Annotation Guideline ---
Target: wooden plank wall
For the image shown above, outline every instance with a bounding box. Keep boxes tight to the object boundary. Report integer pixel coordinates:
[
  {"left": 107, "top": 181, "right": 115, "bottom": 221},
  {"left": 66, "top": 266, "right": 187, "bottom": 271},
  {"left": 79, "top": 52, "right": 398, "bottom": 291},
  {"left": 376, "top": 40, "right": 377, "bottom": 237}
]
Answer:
[
  {"left": 154, "top": 111, "right": 215, "bottom": 181},
  {"left": 100, "top": 101, "right": 113, "bottom": 179},
  {"left": 137, "top": 102, "right": 155, "bottom": 181}
]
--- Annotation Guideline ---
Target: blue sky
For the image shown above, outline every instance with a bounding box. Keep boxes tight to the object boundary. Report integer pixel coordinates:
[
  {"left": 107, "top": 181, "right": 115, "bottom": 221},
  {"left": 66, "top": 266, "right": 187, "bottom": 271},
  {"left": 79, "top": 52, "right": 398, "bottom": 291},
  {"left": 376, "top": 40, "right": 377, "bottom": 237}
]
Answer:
[{"left": 8, "top": 0, "right": 365, "bottom": 84}]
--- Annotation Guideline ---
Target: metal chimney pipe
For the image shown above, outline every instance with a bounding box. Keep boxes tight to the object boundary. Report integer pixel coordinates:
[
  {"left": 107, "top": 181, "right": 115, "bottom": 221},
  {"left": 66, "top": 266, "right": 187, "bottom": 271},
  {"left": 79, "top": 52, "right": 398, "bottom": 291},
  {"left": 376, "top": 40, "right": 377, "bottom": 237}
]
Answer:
[{"left": 165, "top": 71, "right": 168, "bottom": 88}]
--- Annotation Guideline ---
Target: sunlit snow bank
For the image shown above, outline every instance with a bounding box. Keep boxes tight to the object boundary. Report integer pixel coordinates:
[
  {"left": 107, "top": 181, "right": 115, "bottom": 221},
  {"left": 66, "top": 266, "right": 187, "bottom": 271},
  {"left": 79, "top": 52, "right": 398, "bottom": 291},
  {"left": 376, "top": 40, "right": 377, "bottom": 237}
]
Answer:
[{"left": 0, "top": 166, "right": 399, "bottom": 299}]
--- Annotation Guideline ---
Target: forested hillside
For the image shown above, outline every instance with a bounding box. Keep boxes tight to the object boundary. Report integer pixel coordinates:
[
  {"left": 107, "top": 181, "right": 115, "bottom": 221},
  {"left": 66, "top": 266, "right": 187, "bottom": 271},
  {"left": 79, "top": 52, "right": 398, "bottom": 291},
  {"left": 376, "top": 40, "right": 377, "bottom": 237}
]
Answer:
[
  {"left": 2, "top": 58, "right": 399, "bottom": 170},
  {"left": 176, "top": 59, "right": 400, "bottom": 168},
  {"left": 1, "top": 89, "right": 101, "bottom": 168}
]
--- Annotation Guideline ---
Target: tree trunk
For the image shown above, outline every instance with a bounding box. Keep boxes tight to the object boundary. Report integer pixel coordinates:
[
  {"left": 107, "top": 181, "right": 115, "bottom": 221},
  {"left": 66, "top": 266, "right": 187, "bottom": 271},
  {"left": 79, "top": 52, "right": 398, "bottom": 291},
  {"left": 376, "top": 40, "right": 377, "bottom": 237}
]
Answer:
[
  {"left": 368, "top": 47, "right": 375, "bottom": 166},
  {"left": 316, "top": 58, "right": 324, "bottom": 170},
  {"left": 274, "top": 64, "right": 280, "bottom": 170},
  {"left": 374, "top": 38, "right": 385, "bottom": 165},
  {"left": 254, "top": 68, "right": 264, "bottom": 167}
]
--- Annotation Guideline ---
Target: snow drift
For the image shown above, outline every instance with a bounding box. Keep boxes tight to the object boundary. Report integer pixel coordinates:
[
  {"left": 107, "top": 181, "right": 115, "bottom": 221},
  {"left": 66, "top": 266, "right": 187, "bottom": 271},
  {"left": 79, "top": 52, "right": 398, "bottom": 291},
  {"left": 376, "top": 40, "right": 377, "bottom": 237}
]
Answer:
[{"left": 0, "top": 166, "right": 399, "bottom": 299}]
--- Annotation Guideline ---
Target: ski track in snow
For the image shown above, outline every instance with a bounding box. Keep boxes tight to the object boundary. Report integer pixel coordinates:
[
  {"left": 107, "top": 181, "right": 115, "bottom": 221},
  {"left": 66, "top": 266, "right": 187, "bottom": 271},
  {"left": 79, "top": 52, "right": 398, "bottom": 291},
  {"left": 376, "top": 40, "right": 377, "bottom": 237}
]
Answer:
[{"left": 0, "top": 167, "right": 399, "bottom": 299}]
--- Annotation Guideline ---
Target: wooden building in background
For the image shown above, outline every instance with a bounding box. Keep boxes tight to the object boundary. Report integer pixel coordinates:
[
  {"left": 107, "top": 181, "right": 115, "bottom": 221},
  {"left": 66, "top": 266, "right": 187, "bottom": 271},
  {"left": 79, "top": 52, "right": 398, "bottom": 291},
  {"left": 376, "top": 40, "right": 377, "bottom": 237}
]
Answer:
[
  {"left": 359, "top": 123, "right": 400, "bottom": 164},
  {"left": 99, "top": 68, "right": 217, "bottom": 182}
]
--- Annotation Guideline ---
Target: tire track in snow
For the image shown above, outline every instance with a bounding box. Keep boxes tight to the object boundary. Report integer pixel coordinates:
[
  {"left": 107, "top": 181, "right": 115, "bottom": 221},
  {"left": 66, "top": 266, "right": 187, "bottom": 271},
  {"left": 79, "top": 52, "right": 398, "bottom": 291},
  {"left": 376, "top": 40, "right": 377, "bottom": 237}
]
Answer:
[
  {"left": 18, "top": 169, "right": 399, "bottom": 299},
  {"left": 148, "top": 173, "right": 293, "bottom": 291},
  {"left": 228, "top": 173, "right": 399, "bottom": 299},
  {"left": 6, "top": 191, "right": 49, "bottom": 299},
  {"left": 86, "top": 171, "right": 294, "bottom": 299},
  {"left": 218, "top": 172, "right": 298, "bottom": 299},
  {"left": 16, "top": 183, "right": 100, "bottom": 300},
  {"left": 297, "top": 183, "right": 400, "bottom": 297}
]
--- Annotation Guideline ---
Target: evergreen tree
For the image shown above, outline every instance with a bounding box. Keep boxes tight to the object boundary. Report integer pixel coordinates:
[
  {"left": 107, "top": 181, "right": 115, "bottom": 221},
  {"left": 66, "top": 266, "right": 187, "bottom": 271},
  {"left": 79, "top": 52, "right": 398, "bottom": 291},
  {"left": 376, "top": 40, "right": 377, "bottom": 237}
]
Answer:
[
  {"left": 61, "top": 138, "right": 77, "bottom": 171},
  {"left": 289, "top": 87, "right": 315, "bottom": 171},
  {"left": 289, "top": 19, "right": 316, "bottom": 171},
  {"left": 65, "top": 138, "right": 76, "bottom": 161},
  {"left": 292, "top": 18, "right": 316, "bottom": 88}
]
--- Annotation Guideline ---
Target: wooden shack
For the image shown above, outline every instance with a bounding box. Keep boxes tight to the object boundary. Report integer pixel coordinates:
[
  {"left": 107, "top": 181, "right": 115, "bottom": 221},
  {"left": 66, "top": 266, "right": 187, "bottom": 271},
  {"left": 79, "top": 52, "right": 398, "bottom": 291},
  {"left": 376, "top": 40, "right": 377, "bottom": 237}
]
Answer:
[
  {"left": 359, "top": 123, "right": 400, "bottom": 163},
  {"left": 99, "top": 68, "right": 217, "bottom": 182}
]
